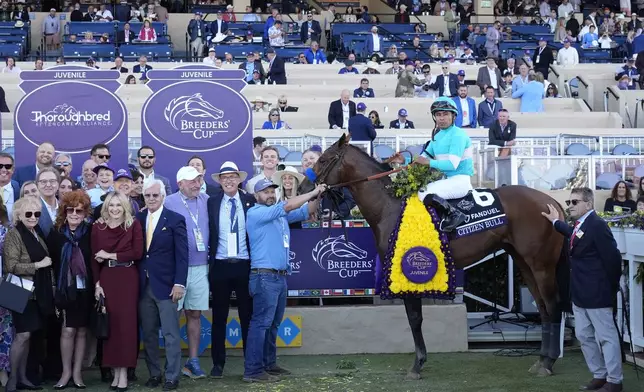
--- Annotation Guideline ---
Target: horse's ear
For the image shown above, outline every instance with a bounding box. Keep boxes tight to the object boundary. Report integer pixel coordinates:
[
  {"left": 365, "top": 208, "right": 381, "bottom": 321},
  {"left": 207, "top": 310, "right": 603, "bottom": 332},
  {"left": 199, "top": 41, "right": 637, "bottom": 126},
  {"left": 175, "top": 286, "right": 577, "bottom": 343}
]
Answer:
[{"left": 338, "top": 133, "right": 350, "bottom": 147}]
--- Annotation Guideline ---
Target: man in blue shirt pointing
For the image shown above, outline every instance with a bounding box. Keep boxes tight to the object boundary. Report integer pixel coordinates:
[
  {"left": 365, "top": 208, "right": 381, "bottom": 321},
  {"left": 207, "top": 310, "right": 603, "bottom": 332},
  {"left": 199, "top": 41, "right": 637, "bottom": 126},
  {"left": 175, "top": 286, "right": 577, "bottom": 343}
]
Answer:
[{"left": 243, "top": 179, "right": 326, "bottom": 383}]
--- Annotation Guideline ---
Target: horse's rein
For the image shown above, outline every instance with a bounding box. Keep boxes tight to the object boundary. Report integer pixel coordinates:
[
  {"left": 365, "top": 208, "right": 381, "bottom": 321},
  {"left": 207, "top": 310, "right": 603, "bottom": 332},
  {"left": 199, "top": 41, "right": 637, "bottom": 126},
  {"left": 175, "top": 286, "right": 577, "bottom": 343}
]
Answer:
[{"left": 325, "top": 151, "right": 415, "bottom": 190}]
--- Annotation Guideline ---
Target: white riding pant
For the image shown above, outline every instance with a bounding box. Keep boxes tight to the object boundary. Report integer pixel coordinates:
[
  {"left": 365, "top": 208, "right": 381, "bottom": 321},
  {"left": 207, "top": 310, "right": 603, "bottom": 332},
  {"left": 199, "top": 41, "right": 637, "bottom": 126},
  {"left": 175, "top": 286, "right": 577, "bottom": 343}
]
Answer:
[{"left": 418, "top": 175, "right": 473, "bottom": 202}]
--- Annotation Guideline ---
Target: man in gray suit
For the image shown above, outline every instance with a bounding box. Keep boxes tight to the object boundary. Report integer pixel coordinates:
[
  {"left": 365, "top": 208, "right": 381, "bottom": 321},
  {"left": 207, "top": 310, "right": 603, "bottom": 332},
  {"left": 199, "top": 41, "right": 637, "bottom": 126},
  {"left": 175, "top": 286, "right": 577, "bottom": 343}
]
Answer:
[
  {"left": 485, "top": 21, "right": 501, "bottom": 58},
  {"left": 476, "top": 57, "right": 505, "bottom": 97},
  {"left": 137, "top": 146, "right": 172, "bottom": 194}
]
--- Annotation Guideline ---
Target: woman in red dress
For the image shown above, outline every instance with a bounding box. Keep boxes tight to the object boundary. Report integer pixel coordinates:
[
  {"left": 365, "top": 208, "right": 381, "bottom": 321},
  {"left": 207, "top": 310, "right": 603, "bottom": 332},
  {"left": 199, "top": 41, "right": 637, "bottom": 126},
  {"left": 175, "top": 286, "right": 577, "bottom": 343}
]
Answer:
[{"left": 91, "top": 192, "right": 143, "bottom": 391}]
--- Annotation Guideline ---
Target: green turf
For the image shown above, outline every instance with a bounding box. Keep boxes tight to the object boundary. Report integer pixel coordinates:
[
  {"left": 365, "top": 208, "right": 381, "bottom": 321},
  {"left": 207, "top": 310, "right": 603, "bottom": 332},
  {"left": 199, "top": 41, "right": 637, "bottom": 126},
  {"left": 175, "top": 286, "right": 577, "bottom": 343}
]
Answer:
[{"left": 74, "top": 349, "right": 644, "bottom": 392}]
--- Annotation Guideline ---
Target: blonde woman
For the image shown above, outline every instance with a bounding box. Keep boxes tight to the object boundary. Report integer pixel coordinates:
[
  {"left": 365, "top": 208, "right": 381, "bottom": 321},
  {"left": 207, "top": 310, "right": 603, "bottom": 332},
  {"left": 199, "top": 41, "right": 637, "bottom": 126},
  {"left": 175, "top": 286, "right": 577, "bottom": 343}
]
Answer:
[
  {"left": 554, "top": 18, "right": 567, "bottom": 42},
  {"left": 272, "top": 166, "right": 305, "bottom": 201},
  {"left": 91, "top": 192, "right": 143, "bottom": 391},
  {"left": 19, "top": 181, "right": 39, "bottom": 198}
]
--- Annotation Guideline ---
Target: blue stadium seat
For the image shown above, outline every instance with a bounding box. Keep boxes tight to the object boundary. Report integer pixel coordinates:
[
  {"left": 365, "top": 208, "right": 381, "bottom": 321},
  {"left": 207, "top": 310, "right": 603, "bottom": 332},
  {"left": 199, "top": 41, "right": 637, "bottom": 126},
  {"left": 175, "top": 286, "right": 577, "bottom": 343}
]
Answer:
[
  {"left": 405, "top": 145, "right": 423, "bottom": 157},
  {"left": 565, "top": 143, "right": 591, "bottom": 155},
  {"left": 284, "top": 151, "right": 303, "bottom": 163},
  {"left": 374, "top": 144, "right": 395, "bottom": 161},
  {"left": 612, "top": 143, "right": 637, "bottom": 155},
  {"left": 62, "top": 43, "right": 115, "bottom": 60},
  {"left": 596, "top": 172, "right": 621, "bottom": 190},
  {"left": 634, "top": 165, "right": 644, "bottom": 179},
  {"left": 273, "top": 145, "right": 290, "bottom": 160}
]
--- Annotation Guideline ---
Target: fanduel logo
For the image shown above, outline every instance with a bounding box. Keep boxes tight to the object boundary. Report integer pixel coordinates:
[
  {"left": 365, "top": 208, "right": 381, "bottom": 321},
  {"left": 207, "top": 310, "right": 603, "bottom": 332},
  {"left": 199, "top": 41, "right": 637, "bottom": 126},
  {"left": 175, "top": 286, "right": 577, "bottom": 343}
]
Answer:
[
  {"left": 30, "top": 104, "right": 112, "bottom": 126},
  {"left": 311, "top": 235, "right": 372, "bottom": 279},
  {"left": 164, "top": 93, "right": 230, "bottom": 139}
]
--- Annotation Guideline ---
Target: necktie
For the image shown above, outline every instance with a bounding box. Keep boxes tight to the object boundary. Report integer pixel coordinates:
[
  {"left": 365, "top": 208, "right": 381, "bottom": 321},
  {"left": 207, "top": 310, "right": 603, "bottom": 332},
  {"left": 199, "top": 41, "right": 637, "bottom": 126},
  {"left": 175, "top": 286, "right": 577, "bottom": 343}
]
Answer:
[
  {"left": 146, "top": 214, "right": 155, "bottom": 250},
  {"left": 570, "top": 220, "right": 580, "bottom": 249},
  {"left": 229, "top": 198, "right": 238, "bottom": 254}
]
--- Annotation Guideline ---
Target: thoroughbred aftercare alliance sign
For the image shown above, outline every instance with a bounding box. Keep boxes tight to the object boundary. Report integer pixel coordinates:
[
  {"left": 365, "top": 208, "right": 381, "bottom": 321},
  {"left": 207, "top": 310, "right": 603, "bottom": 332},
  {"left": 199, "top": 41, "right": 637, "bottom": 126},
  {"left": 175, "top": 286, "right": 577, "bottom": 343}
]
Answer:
[
  {"left": 13, "top": 66, "right": 128, "bottom": 173},
  {"left": 141, "top": 65, "right": 253, "bottom": 179}
]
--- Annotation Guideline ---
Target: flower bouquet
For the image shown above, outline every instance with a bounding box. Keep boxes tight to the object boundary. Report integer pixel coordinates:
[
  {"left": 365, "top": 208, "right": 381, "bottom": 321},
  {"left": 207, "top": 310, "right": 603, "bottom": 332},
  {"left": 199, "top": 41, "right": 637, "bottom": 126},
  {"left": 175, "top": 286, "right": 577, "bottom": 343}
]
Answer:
[{"left": 388, "top": 163, "right": 444, "bottom": 199}]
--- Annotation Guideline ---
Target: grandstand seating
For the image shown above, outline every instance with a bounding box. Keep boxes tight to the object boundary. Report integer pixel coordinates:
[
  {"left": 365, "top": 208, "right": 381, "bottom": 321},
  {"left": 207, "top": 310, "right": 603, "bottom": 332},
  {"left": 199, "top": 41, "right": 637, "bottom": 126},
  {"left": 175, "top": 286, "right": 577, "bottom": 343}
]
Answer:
[{"left": 0, "top": 21, "right": 29, "bottom": 59}]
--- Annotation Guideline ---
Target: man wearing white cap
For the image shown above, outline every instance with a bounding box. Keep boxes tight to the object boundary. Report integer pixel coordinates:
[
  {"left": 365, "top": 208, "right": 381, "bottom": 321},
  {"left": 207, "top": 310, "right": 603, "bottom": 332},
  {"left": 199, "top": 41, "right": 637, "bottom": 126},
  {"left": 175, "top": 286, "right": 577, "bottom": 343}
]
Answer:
[
  {"left": 164, "top": 167, "right": 210, "bottom": 379},
  {"left": 203, "top": 47, "right": 217, "bottom": 66},
  {"left": 206, "top": 161, "right": 256, "bottom": 379}
]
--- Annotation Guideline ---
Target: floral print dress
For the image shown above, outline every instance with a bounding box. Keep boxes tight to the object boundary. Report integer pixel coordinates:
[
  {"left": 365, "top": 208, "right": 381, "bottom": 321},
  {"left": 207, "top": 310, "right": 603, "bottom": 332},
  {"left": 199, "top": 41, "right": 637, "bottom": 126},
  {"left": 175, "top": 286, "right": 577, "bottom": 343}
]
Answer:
[{"left": 0, "top": 223, "right": 12, "bottom": 372}]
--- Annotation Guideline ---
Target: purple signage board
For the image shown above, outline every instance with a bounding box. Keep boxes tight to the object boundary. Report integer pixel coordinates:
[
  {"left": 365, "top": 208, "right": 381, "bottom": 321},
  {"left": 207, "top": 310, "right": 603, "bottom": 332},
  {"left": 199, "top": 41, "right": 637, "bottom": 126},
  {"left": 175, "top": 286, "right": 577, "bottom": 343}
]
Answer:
[
  {"left": 141, "top": 66, "right": 253, "bottom": 184},
  {"left": 13, "top": 66, "right": 128, "bottom": 177}
]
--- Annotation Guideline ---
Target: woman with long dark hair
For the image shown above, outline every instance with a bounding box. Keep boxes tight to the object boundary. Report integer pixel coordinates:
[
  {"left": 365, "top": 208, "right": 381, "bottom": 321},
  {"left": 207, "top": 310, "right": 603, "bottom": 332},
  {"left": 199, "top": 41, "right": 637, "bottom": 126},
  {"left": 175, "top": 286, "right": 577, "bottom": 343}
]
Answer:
[
  {"left": 604, "top": 180, "right": 636, "bottom": 212},
  {"left": 47, "top": 191, "right": 93, "bottom": 389}
]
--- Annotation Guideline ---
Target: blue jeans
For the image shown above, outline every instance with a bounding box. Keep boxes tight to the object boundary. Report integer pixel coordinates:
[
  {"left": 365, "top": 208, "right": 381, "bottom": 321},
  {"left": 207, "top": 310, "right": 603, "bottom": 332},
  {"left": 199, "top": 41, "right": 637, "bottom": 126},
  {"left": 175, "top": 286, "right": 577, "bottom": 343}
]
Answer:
[{"left": 243, "top": 272, "right": 287, "bottom": 377}]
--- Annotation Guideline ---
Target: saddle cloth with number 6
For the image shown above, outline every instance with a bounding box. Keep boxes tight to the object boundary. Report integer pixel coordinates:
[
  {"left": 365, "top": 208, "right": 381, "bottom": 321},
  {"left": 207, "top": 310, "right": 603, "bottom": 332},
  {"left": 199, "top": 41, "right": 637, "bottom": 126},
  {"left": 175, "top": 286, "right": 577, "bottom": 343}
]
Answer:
[{"left": 447, "top": 189, "right": 507, "bottom": 239}]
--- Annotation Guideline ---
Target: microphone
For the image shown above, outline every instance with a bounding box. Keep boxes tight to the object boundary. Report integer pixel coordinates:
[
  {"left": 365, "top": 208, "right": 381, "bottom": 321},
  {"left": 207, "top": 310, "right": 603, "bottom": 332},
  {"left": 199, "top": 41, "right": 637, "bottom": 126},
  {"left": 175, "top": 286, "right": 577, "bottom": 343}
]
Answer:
[{"left": 304, "top": 168, "right": 317, "bottom": 182}]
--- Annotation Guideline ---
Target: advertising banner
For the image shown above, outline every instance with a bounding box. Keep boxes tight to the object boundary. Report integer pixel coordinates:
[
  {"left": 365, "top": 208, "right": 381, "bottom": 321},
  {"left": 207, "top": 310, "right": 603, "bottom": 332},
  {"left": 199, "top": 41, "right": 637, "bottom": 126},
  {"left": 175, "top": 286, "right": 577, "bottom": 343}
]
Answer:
[
  {"left": 141, "top": 66, "right": 253, "bottom": 184},
  {"left": 13, "top": 66, "right": 128, "bottom": 177}
]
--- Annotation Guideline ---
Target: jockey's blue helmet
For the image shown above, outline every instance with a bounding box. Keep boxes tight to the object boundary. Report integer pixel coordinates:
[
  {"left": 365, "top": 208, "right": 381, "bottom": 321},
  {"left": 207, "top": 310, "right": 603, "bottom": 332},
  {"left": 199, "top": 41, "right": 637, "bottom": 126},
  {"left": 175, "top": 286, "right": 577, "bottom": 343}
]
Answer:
[{"left": 430, "top": 97, "right": 459, "bottom": 115}]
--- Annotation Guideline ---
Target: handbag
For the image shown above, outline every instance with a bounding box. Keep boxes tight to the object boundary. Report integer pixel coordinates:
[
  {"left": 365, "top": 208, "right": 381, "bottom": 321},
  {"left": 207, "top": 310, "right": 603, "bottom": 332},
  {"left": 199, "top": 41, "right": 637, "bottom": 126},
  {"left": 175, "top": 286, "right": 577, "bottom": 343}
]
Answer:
[
  {"left": 92, "top": 295, "right": 109, "bottom": 340},
  {"left": 0, "top": 274, "right": 34, "bottom": 314}
]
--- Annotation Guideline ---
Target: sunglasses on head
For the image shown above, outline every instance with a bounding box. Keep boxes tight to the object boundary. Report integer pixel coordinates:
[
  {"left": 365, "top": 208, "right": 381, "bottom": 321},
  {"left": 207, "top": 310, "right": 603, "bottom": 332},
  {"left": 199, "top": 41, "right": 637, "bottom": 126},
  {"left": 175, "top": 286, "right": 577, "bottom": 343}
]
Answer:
[
  {"left": 565, "top": 199, "right": 583, "bottom": 206},
  {"left": 66, "top": 207, "right": 84, "bottom": 215},
  {"left": 0, "top": 163, "right": 13, "bottom": 170},
  {"left": 94, "top": 154, "right": 111, "bottom": 160},
  {"left": 25, "top": 211, "right": 41, "bottom": 218}
]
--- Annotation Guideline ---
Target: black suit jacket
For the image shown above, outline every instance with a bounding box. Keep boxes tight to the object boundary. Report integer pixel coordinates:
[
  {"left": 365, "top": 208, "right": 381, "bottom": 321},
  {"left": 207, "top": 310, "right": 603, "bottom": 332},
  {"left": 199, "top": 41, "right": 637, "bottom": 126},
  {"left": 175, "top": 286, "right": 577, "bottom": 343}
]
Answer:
[
  {"left": 133, "top": 64, "right": 153, "bottom": 73},
  {"left": 207, "top": 190, "right": 256, "bottom": 267},
  {"left": 348, "top": 113, "right": 376, "bottom": 141},
  {"left": 327, "top": 99, "right": 356, "bottom": 129},
  {"left": 267, "top": 56, "right": 287, "bottom": 85},
  {"left": 487, "top": 120, "right": 517, "bottom": 147},
  {"left": 299, "top": 20, "right": 322, "bottom": 43},
  {"left": 111, "top": 66, "right": 129, "bottom": 73},
  {"left": 389, "top": 120, "right": 415, "bottom": 129},
  {"left": 532, "top": 46, "right": 554, "bottom": 73},
  {"left": 117, "top": 29, "right": 136, "bottom": 45},
  {"left": 554, "top": 211, "right": 622, "bottom": 309},
  {"left": 430, "top": 73, "right": 460, "bottom": 97}
]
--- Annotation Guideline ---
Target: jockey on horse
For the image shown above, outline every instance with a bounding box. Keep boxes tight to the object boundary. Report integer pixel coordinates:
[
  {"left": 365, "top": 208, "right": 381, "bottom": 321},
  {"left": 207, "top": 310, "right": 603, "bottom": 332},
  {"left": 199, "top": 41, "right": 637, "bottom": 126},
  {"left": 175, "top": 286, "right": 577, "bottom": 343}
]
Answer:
[{"left": 396, "top": 97, "right": 473, "bottom": 232}]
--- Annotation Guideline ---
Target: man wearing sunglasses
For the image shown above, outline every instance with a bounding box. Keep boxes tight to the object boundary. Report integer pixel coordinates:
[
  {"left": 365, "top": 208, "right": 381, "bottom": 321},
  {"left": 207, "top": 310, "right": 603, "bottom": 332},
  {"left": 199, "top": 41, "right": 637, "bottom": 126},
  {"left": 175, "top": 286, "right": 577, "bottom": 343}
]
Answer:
[
  {"left": 0, "top": 152, "right": 19, "bottom": 221},
  {"left": 137, "top": 146, "right": 172, "bottom": 195},
  {"left": 90, "top": 144, "right": 111, "bottom": 165},
  {"left": 541, "top": 187, "right": 623, "bottom": 392}
]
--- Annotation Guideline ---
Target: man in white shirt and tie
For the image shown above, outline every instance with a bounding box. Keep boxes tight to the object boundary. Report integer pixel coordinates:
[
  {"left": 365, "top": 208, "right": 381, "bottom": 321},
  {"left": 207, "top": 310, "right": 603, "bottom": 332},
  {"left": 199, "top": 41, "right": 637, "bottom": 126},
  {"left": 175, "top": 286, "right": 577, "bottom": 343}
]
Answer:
[{"left": 0, "top": 153, "right": 18, "bottom": 221}]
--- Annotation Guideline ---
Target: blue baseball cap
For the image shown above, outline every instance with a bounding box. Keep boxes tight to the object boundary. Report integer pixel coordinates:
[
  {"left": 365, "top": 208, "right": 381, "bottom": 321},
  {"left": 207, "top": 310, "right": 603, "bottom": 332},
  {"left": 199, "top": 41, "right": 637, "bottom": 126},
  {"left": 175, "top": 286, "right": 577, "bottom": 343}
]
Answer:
[
  {"left": 398, "top": 108, "right": 408, "bottom": 117},
  {"left": 457, "top": 70, "right": 465, "bottom": 76},
  {"left": 539, "top": 36, "right": 546, "bottom": 41},
  {"left": 92, "top": 163, "right": 114, "bottom": 175},
  {"left": 564, "top": 38, "right": 571, "bottom": 44},
  {"left": 254, "top": 179, "right": 279, "bottom": 193},
  {"left": 114, "top": 168, "right": 133, "bottom": 181},
  {"left": 357, "top": 102, "right": 367, "bottom": 111},
  {"left": 459, "top": 41, "right": 466, "bottom": 46}
]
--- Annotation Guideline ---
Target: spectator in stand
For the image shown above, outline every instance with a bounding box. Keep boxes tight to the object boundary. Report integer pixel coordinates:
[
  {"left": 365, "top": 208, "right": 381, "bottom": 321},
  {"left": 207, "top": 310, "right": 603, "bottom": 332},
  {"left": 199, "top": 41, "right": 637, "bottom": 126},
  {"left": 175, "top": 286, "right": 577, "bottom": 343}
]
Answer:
[
  {"left": 615, "top": 56, "right": 639, "bottom": 89},
  {"left": 343, "top": 6, "right": 357, "bottom": 23},
  {"left": 431, "top": 63, "right": 459, "bottom": 97},
  {"left": 261, "top": 109, "right": 291, "bottom": 130},
  {"left": 617, "top": 74, "right": 632, "bottom": 90},
  {"left": 396, "top": 61, "right": 424, "bottom": 98},
  {"left": 1, "top": 57, "right": 20, "bottom": 74},
  {"left": 444, "top": 3, "right": 461, "bottom": 41},
  {"left": 222, "top": 4, "right": 236, "bottom": 22},
  {"left": 582, "top": 25, "right": 599, "bottom": 47},
  {"left": 457, "top": 69, "right": 467, "bottom": 86},
  {"left": 395, "top": 4, "right": 410, "bottom": 23},
  {"left": 434, "top": 0, "right": 448, "bottom": 15},
  {"left": 364, "top": 25, "right": 384, "bottom": 58},
  {"left": 188, "top": 12, "right": 207, "bottom": 62},
  {"left": 304, "top": 41, "right": 326, "bottom": 64},
  {"left": 43, "top": 8, "right": 60, "bottom": 51},
  {"left": 294, "top": 53, "right": 308, "bottom": 64},
  {"left": 628, "top": 13, "right": 641, "bottom": 31},
  {"left": 118, "top": 22, "right": 135, "bottom": 45},
  {"left": 251, "top": 97, "right": 270, "bottom": 113},
  {"left": 268, "top": 20, "right": 285, "bottom": 47},
  {"left": 363, "top": 61, "right": 380, "bottom": 74},
  {"left": 386, "top": 60, "right": 402, "bottom": 75},
  {"left": 485, "top": 21, "right": 501, "bottom": 58},
  {"left": 96, "top": 4, "right": 113, "bottom": 22},
  {"left": 540, "top": 0, "right": 551, "bottom": 19},
  {"left": 111, "top": 57, "right": 129, "bottom": 73},
  {"left": 266, "top": 48, "right": 287, "bottom": 85},
  {"left": 211, "top": 11, "right": 230, "bottom": 40},
  {"left": 454, "top": 85, "right": 477, "bottom": 128},
  {"left": 348, "top": 103, "right": 377, "bottom": 143},
  {"left": 263, "top": 8, "right": 278, "bottom": 42},
  {"left": 478, "top": 86, "right": 503, "bottom": 127},
  {"left": 133, "top": 55, "right": 152, "bottom": 78},
  {"left": 512, "top": 63, "right": 530, "bottom": 92},
  {"left": 70, "top": 3, "right": 83, "bottom": 22},
  {"left": 477, "top": 57, "right": 505, "bottom": 97},
  {"left": 239, "top": 52, "right": 265, "bottom": 84},
  {"left": 139, "top": 20, "right": 157, "bottom": 42},
  {"left": 389, "top": 109, "right": 415, "bottom": 129},
  {"left": 488, "top": 109, "right": 517, "bottom": 157},
  {"left": 558, "top": 0, "right": 574, "bottom": 19},
  {"left": 604, "top": 181, "right": 636, "bottom": 213},
  {"left": 353, "top": 78, "right": 375, "bottom": 98},
  {"left": 153, "top": 0, "right": 168, "bottom": 22},
  {"left": 277, "top": 96, "right": 298, "bottom": 112},
  {"left": 339, "top": 59, "right": 359, "bottom": 74},
  {"left": 556, "top": 38, "right": 579, "bottom": 66},
  {"left": 328, "top": 89, "right": 356, "bottom": 129},
  {"left": 546, "top": 83, "right": 561, "bottom": 97},
  {"left": 300, "top": 12, "right": 322, "bottom": 45},
  {"left": 369, "top": 110, "right": 384, "bottom": 129},
  {"left": 533, "top": 37, "right": 554, "bottom": 78},
  {"left": 243, "top": 6, "right": 260, "bottom": 22},
  {"left": 203, "top": 48, "right": 216, "bottom": 66}
]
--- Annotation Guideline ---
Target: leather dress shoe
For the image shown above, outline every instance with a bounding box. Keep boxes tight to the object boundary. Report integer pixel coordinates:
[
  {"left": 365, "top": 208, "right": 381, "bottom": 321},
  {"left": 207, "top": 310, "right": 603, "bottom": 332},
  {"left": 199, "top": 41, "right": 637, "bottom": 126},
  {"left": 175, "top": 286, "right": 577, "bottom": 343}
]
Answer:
[
  {"left": 144, "top": 377, "right": 161, "bottom": 388},
  {"left": 579, "top": 378, "right": 607, "bottom": 391},
  {"left": 597, "top": 383, "right": 623, "bottom": 392},
  {"left": 162, "top": 381, "right": 178, "bottom": 391}
]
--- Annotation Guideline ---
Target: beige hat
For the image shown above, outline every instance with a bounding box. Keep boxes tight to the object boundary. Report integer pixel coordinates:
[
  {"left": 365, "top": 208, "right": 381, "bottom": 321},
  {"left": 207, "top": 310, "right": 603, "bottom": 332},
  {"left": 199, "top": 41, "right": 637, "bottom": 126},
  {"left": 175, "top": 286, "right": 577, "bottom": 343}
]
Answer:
[
  {"left": 251, "top": 96, "right": 268, "bottom": 104},
  {"left": 366, "top": 61, "right": 378, "bottom": 69},
  {"left": 271, "top": 166, "right": 305, "bottom": 188}
]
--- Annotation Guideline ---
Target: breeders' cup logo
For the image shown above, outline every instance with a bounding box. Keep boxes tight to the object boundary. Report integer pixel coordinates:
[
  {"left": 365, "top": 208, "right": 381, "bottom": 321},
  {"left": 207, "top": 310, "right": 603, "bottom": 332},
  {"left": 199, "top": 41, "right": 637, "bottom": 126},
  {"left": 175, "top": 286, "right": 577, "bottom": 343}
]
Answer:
[
  {"left": 164, "top": 93, "right": 230, "bottom": 138},
  {"left": 311, "top": 235, "right": 372, "bottom": 278},
  {"left": 30, "top": 103, "right": 112, "bottom": 127},
  {"left": 288, "top": 250, "right": 301, "bottom": 273},
  {"left": 405, "top": 250, "right": 433, "bottom": 269}
]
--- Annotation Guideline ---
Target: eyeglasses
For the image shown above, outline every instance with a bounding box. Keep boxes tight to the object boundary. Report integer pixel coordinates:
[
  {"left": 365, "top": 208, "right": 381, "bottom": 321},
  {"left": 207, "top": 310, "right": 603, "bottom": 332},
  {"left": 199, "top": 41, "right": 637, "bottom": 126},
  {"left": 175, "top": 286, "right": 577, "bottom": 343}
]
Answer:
[
  {"left": 144, "top": 193, "right": 160, "bottom": 199},
  {"left": 94, "top": 154, "right": 111, "bottom": 160},
  {"left": 66, "top": 207, "right": 85, "bottom": 215},
  {"left": 139, "top": 155, "right": 155, "bottom": 159},
  {"left": 55, "top": 162, "right": 71, "bottom": 167},
  {"left": 565, "top": 199, "right": 583, "bottom": 206},
  {"left": 25, "top": 211, "right": 41, "bottom": 218},
  {"left": 38, "top": 179, "right": 57, "bottom": 185},
  {"left": 0, "top": 163, "right": 13, "bottom": 170}
]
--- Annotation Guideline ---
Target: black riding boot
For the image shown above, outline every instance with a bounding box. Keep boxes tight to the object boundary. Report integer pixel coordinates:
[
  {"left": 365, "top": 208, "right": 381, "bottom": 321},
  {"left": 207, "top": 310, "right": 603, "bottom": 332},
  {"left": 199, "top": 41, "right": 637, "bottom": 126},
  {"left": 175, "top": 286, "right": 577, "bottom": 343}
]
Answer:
[{"left": 423, "top": 194, "right": 466, "bottom": 232}]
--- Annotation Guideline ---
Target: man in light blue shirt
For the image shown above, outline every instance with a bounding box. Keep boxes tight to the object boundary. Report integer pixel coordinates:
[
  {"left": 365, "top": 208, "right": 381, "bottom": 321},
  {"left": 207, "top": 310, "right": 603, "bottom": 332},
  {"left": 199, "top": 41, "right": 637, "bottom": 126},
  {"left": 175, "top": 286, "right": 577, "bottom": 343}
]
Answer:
[
  {"left": 582, "top": 25, "right": 599, "bottom": 47},
  {"left": 243, "top": 179, "right": 325, "bottom": 383},
  {"left": 512, "top": 74, "right": 545, "bottom": 112}
]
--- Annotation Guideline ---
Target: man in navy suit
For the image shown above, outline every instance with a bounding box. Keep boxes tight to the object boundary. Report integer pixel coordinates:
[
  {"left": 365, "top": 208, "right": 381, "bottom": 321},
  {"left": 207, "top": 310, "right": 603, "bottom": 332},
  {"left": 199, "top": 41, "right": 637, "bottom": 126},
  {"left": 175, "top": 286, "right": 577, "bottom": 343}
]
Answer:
[
  {"left": 0, "top": 153, "right": 20, "bottom": 220},
  {"left": 328, "top": 90, "right": 356, "bottom": 129},
  {"left": 210, "top": 12, "right": 229, "bottom": 38},
  {"left": 13, "top": 141, "right": 55, "bottom": 187},
  {"left": 389, "top": 108, "right": 415, "bottom": 129},
  {"left": 266, "top": 48, "right": 287, "bottom": 85},
  {"left": 542, "top": 187, "right": 623, "bottom": 392},
  {"left": 348, "top": 102, "right": 377, "bottom": 143},
  {"left": 477, "top": 86, "right": 503, "bottom": 128},
  {"left": 453, "top": 85, "right": 477, "bottom": 128},
  {"left": 187, "top": 12, "right": 208, "bottom": 61},
  {"left": 430, "top": 63, "right": 459, "bottom": 97},
  {"left": 299, "top": 12, "right": 321, "bottom": 45},
  {"left": 137, "top": 179, "right": 189, "bottom": 391},
  {"left": 207, "top": 161, "right": 256, "bottom": 379}
]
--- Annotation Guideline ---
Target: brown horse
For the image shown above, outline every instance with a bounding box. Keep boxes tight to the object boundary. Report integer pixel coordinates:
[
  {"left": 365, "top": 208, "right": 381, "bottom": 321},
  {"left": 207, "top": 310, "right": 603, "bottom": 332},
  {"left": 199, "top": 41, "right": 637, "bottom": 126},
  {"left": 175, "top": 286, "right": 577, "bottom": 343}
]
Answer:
[{"left": 304, "top": 134, "right": 570, "bottom": 379}]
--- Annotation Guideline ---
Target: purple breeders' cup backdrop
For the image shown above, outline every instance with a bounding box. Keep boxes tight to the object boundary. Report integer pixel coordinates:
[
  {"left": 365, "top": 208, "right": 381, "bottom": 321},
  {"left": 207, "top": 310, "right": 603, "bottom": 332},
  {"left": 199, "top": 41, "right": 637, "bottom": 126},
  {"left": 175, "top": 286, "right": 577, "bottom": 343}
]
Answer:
[
  {"left": 141, "top": 66, "right": 253, "bottom": 185},
  {"left": 13, "top": 66, "right": 128, "bottom": 178}
]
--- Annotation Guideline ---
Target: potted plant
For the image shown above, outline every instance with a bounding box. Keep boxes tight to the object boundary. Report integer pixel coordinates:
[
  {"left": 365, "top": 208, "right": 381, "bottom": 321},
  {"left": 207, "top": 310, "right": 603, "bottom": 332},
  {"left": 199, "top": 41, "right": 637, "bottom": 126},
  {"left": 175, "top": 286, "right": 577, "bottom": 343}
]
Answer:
[
  {"left": 598, "top": 212, "right": 628, "bottom": 254},
  {"left": 621, "top": 212, "right": 644, "bottom": 256}
]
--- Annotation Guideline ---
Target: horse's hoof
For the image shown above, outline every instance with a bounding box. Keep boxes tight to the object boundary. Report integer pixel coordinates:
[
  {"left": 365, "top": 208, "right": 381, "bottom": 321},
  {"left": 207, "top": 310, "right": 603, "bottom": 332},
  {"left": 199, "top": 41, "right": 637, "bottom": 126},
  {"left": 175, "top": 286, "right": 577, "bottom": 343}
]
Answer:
[
  {"left": 536, "top": 367, "right": 553, "bottom": 377},
  {"left": 528, "top": 359, "right": 543, "bottom": 374},
  {"left": 406, "top": 371, "right": 422, "bottom": 380}
]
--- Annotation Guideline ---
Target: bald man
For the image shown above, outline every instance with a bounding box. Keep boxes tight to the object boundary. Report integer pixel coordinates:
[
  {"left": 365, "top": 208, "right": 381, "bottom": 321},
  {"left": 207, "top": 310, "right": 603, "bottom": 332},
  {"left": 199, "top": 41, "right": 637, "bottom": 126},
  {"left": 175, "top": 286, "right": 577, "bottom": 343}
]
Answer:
[
  {"left": 12, "top": 141, "right": 55, "bottom": 186},
  {"left": 327, "top": 89, "right": 357, "bottom": 129}
]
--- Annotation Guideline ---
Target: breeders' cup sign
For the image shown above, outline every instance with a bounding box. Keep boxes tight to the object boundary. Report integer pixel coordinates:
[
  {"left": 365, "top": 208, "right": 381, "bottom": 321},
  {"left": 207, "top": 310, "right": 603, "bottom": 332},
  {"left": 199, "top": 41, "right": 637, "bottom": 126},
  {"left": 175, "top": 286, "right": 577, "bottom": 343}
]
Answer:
[
  {"left": 287, "top": 230, "right": 377, "bottom": 290},
  {"left": 13, "top": 66, "right": 128, "bottom": 174},
  {"left": 142, "top": 66, "right": 252, "bottom": 181}
]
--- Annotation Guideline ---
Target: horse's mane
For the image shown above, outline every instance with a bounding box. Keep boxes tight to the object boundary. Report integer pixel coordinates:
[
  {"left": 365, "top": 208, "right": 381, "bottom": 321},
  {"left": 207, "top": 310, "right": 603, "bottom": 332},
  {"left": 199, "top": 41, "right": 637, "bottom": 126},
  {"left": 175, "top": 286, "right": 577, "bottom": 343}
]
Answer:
[{"left": 344, "top": 143, "right": 387, "bottom": 174}]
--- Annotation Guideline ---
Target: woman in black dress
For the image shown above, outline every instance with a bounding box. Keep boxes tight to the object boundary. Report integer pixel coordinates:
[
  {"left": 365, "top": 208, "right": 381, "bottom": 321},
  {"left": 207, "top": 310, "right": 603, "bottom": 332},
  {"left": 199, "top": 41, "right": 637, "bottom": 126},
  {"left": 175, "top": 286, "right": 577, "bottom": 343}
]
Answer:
[{"left": 47, "top": 191, "right": 93, "bottom": 389}]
